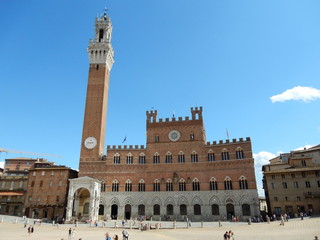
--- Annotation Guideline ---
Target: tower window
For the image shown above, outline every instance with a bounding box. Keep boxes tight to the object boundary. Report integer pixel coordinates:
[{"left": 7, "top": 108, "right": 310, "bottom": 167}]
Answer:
[
  {"left": 208, "top": 152, "right": 215, "bottom": 162},
  {"left": 99, "top": 29, "right": 104, "bottom": 42},
  {"left": 139, "top": 153, "right": 146, "bottom": 164},
  {"left": 114, "top": 154, "right": 120, "bottom": 164},
  {"left": 112, "top": 180, "right": 119, "bottom": 192},
  {"left": 239, "top": 177, "right": 248, "bottom": 189},
  {"left": 178, "top": 152, "right": 185, "bottom": 163},
  {"left": 166, "top": 179, "right": 173, "bottom": 191},
  {"left": 153, "top": 153, "right": 160, "bottom": 164},
  {"left": 192, "top": 178, "right": 200, "bottom": 191},
  {"left": 221, "top": 150, "right": 229, "bottom": 160},
  {"left": 165, "top": 153, "right": 172, "bottom": 163},
  {"left": 125, "top": 180, "right": 132, "bottom": 192},
  {"left": 96, "top": 65, "right": 99, "bottom": 70},
  {"left": 179, "top": 179, "right": 186, "bottom": 191},
  {"left": 138, "top": 180, "right": 145, "bottom": 192},
  {"left": 126, "top": 153, "right": 133, "bottom": 164},
  {"left": 155, "top": 136, "right": 159, "bottom": 143},
  {"left": 236, "top": 149, "right": 244, "bottom": 159},
  {"left": 191, "top": 152, "right": 198, "bottom": 162},
  {"left": 153, "top": 179, "right": 160, "bottom": 192},
  {"left": 190, "top": 134, "right": 194, "bottom": 140},
  {"left": 224, "top": 177, "right": 232, "bottom": 190}
]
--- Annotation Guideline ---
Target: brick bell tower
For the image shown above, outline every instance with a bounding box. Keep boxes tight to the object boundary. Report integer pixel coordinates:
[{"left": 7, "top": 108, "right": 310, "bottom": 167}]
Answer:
[{"left": 79, "top": 11, "right": 114, "bottom": 168}]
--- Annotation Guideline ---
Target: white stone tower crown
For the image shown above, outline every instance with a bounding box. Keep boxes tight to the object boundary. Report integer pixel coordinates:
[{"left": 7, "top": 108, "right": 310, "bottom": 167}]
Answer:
[{"left": 88, "top": 12, "right": 114, "bottom": 70}]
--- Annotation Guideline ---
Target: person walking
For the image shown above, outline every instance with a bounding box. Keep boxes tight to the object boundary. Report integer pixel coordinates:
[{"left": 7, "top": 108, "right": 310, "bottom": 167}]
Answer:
[
  {"left": 105, "top": 232, "right": 111, "bottom": 240},
  {"left": 122, "top": 229, "right": 129, "bottom": 240},
  {"left": 68, "top": 228, "right": 72, "bottom": 239}
]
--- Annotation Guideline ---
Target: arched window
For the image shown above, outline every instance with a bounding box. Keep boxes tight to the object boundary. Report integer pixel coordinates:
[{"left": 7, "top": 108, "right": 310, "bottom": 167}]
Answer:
[
  {"left": 167, "top": 204, "right": 173, "bottom": 215},
  {"left": 153, "top": 204, "right": 160, "bottom": 215},
  {"left": 139, "top": 153, "right": 146, "bottom": 164},
  {"left": 236, "top": 147, "right": 244, "bottom": 159},
  {"left": 138, "top": 179, "right": 145, "bottom": 192},
  {"left": 179, "top": 178, "right": 186, "bottom": 191},
  {"left": 212, "top": 204, "right": 219, "bottom": 215},
  {"left": 153, "top": 152, "right": 160, "bottom": 164},
  {"left": 165, "top": 152, "right": 172, "bottom": 163},
  {"left": 224, "top": 177, "right": 232, "bottom": 190},
  {"left": 126, "top": 153, "right": 133, "bottom": 164},
  {"left": 153, "top": 179, "right": 160, "bottom": 192},
  {"left": 114, "top": 153, "right": 120, "bottom": 164},
  {"left": 180, "top": 204, "right": 187, "bottom": 215},
  {"left": 210, "top": 177, "right": 218, "bottom": 190},
  {"left": 239, "top": 176, "right": 248, "bottom": 189},
  {"left": 125, "top": 179, "right": 132, "bottom": 192},
  {"left": 208, "top": 151, "right": 215, "bottom": 162},
  {"left": 221, "top": 149, "right": 229, "bottom": 160},
  {"left": 166, "top": 179, "right": 173, "bottom": 191},
  {"left": 191, "top": 151, "right": 198, "bottom": 162},
  {"left": 194, "top": 204, "right": 201, "bottom": 215},
  {"left": 112, "top": 179, "right": 119, "bottom": 192},
  {"left": 242, "top": 204, "right": 251, "bottom": 216},
  {"left": 192, "top": 178, "right": 200, "bottom": 191},
  {"left": 178, "top": 151, "right": 185, "bottom": 163}
]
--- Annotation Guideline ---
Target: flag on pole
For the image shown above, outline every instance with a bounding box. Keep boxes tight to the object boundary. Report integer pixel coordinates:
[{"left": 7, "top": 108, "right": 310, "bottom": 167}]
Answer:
[
  {"left": 122, "top": 136, "right": 127, "bottom": 143},
  {"left": 226, "top": 129, "right": 229, "bottom": 139}
]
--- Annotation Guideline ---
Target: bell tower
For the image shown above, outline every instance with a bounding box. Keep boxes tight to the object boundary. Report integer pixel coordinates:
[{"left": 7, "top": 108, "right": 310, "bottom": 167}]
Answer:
[{"left": 79, "top": 12, "right": 114, "bottom": 166}]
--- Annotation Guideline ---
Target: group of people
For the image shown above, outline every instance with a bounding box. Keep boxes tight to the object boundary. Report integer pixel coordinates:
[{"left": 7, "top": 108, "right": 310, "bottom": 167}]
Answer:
[
  {"left": 27, "top": 225, "right": 34, "bottom": 236},
  {"left": 105, "top": 229, "right": 129, "bottom": 240},
  {"left": 223, "top": 230, "right": 235, "bottom": 240},
  {"left": 68, "top": 228, "right": 76, "bottom": 239}
]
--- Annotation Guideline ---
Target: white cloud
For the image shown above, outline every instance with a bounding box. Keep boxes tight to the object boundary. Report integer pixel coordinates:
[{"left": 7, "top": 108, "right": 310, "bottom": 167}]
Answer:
[
  {"left": 294, "top": 145, "right": 314, "bottom": 151},
  {"left": 253, "top": 151, "right": 277, "bottom": 166},
  {"left": 0, "top": 161, "right": 4, "bottom": 169},
  {"left": 270, "top": 86, "right": 320, "bottom": 103}
]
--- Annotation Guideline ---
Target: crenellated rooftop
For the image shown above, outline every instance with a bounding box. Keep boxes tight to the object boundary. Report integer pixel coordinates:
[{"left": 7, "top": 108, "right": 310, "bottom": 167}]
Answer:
[{"left": 107, "top": 145, "right": 145, "bottom": 150}]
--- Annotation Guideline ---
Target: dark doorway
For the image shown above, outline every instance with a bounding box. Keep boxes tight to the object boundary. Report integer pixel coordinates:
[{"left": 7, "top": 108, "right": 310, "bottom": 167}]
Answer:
[
  {"left": 99, "top": 205, "right": 104, "bottom": 216},
  {"left": 111, "top": 204, "right": 118, "bottom": 219},
  {"left": 125, "top": 204, "right": 131, "bottom": 220},
  {"left": 226, "top": 204, "right": 234, "bottom": 220}
]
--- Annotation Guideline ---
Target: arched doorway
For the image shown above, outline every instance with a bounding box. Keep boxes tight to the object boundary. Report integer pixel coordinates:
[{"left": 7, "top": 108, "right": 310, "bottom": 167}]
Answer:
[
  {"left": 124, "top": 204, "right": 131, "bottom": 220},
  {"left": 226, "top": 203, "right": 235, "bottom": 220},
  {"left": 99, "top": 205, "right": 104, "bottom": 216},
  {"left": 111, "top": 204, "right": 118, "bottom": 219}
]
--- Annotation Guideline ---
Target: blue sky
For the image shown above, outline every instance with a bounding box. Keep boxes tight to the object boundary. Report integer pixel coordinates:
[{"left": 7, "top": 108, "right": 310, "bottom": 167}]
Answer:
[{"left": 1, "top": 1, "right": 320, "bottom": 196}]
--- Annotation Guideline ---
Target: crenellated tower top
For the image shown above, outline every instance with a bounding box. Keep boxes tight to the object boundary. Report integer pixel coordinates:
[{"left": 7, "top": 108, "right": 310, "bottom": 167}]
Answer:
[{"left": 87, "top": 11, "right": 114, "bottom": 70}]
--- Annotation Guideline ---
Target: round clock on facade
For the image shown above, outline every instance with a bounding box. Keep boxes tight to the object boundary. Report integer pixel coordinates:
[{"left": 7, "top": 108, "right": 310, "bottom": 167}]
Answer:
[
  {"left": 168, "top": 130, "right": 181, "bottom": 142},
  {"left": 84, "top": 137, "right": 97, "bottom": 149}
]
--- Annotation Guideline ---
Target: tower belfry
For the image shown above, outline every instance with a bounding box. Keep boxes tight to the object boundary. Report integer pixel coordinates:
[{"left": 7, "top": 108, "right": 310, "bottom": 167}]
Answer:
[{"left": 79, "top": 12, "right": 114, "bottom": 167}]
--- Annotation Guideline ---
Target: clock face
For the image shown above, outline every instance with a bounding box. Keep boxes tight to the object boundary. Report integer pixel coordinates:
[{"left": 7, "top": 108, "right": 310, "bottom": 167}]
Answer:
[
  {"left": 84, "top": 137, "right": 97, "bottom": 149},
  {"left": 168, "top": 130, "right": 181, "bottom": 142}
]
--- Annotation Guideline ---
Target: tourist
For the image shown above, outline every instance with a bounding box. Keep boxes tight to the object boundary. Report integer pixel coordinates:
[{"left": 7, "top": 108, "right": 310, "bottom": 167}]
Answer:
[
  {"left": 68, "top": 228, "right": 72, "bottom": 239},
  {"left": 105, "top": 232, "right": 111, "bottom": 240},
  {"left": 122, "top": 229, "right": 129, "bottom": 240},
  {"left": 114, "top": 234, "right": 119, "bottom": 240}
]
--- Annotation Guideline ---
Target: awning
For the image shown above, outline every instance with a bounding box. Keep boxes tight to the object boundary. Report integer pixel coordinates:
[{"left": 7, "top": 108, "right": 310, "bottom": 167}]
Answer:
[{"left": 0, "top": 192, "right": 23, "bottom": 196}]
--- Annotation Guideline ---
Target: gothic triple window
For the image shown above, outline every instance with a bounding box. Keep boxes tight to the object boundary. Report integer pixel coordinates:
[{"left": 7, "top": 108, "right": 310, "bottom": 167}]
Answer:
[
  {"left": 153, "top": 153, "right": 160, "bottom": 164},
  {"left": 208, "top": 151, "right": 215, "bottom": 162},
  {"left": 236, "top": 148, "right": 244, "bottom": 159},
  {"left": 179, "top": 178, "right": 186, "bottom": 191},
  {"left": 126, "top": 153, "right": 133, "bottom": 164},
  {"left": 101, "top": 182, "right": 106, "bottom": 192},
  {"left": 210, "top": 177, "right": 218, "bottom": 190},
  {"left": 165, "top": 152, "right": 172, "bottom": 163},
  {"left": 139, "top": 153, "right": 146, "bottom": 164},
  {"left": 178, "top": 152, "right": 185, "bottom": 163},
  {"left": 221, "top": 149, "right": 229, "bottom": 160},
  {"left": 192, "top": 178, "right": 200, "bottom": 191},
  {"left": 224, "top": 177, "right": 232, "bottom": 190},
  {"left": 125, "top": 179, "right": 132, "bottom": 192},
  {"left": 112, "top": 180, "right": 119, "bottom": 192},
  {"left": 138, "top": 179, "right": 145, "bottom": 192},
  {"left": 239, "top": 176, "right": 248, "bottom": 189},
  {"left": 166, "top": 179, "right": 173, "bottom": 191},
  {"left": 191, "top": 151, "right": 198, "bottom": 163},
  {"left": 114, "top": 153, "right": 120, "bottom": 164},
  {"left": 153, "top": 179, "right": 160, "bottom": 192}
]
